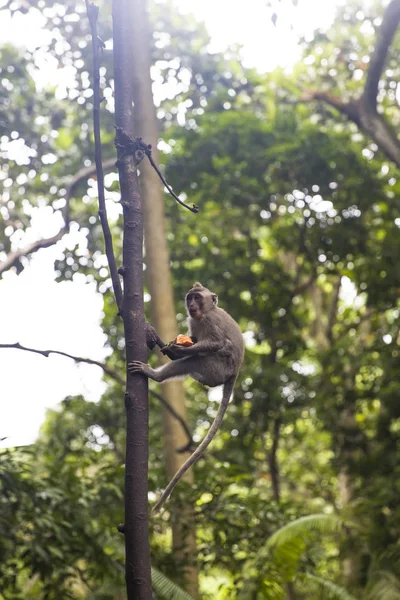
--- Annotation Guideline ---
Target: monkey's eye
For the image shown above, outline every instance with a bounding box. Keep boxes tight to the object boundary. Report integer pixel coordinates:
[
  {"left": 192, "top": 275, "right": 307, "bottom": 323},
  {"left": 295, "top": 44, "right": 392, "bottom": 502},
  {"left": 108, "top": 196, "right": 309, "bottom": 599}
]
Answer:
[{"left": 194, "top": 294, "right": 200, "bottom": 300}]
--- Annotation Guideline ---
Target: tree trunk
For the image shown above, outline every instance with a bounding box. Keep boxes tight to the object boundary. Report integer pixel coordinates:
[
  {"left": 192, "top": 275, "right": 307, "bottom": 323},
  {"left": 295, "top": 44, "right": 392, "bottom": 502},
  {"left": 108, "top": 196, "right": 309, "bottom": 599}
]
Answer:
[
  {"left": 267, "top": 416, "right": 281, "bottom": 504},
  {"left": 309, "top": 282, "right": 360, "bottom": 588},
  {"left": 112, "top": 0, "right": 152, "bottom": 598},
  {"left": 267, "top": 421, "right": 296, "bottom": 600},
  {"left": 130, "top": 0, "right": 200, "bottom": 596},
  {"left": 338, "top": 320, "right": 374, "bottom": 588},
  {"left": 338, "top": 405, "right": 358, "bottom": 587},
  {"left": 285, "top": 583, "right": 296, "bottom": 600}
]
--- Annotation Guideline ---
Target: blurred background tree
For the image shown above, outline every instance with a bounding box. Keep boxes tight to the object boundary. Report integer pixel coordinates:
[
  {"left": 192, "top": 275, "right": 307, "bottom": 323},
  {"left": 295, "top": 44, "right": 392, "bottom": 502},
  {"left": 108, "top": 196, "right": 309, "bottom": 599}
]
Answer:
[{"left": 1, "top": 0, "right": 400, "bottom": 598}]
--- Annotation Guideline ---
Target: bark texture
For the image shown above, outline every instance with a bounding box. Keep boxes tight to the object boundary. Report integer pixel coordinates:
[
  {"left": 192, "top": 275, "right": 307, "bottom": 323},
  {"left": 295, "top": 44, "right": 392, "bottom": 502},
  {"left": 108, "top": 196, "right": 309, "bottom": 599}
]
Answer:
[
  {"left": 129, "top": 1, "right": 200, "bottom": 596},
  {"left": 112, "top": 0, "right": 152, "bottom": 597}
]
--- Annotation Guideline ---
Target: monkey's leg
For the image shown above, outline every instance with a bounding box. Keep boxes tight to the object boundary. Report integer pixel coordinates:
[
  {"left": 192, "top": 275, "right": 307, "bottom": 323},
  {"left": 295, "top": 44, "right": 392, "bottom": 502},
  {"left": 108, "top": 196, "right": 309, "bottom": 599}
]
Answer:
[{"left": 128, "top": 357, "right": 197, "bottom": 382}]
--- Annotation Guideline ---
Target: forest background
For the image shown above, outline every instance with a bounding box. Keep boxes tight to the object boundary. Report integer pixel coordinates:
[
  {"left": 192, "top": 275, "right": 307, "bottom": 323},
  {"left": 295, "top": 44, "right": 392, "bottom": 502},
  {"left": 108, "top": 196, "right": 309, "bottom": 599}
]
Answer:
[{"left": 1, "top": 0, "right": 400, "bottom": 599}]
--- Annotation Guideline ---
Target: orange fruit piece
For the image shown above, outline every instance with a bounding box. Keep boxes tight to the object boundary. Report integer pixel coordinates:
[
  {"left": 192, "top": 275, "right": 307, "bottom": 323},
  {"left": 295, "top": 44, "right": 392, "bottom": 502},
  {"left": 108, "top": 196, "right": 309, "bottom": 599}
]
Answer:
[{"left": 175, "top": 334, "right": 194, "bottom": 346}]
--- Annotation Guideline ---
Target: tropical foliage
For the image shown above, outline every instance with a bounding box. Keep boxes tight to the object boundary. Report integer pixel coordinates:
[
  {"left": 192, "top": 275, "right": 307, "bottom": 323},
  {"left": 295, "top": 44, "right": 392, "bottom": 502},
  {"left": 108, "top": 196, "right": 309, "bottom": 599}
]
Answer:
[{"left": 1, "top": 0, "right": 400, "bottom": 598}]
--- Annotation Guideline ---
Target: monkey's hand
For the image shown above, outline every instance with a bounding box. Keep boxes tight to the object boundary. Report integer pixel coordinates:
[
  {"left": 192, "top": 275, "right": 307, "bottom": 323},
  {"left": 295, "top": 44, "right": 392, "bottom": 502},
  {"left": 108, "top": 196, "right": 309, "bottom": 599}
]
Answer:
[
  {"left": 163, "top": 343, "right": 192, "bottom": 358},
  {"left": 160, "top": 345, "right": 176, "bottom": 360},
  {"left": 160, "top": 343, "right": 189, "bottom": 360},
  {"left": 128, "top": 361, "right": 150, "bottom": 377}
]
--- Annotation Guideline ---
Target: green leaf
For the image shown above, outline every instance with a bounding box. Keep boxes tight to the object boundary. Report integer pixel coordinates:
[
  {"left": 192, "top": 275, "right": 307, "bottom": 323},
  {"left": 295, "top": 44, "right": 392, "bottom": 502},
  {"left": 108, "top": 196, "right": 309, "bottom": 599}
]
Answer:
[
  {"left": 266, "top": 514, "right": 344, "bottom": 549},
  {"left": 304, "top": 573, "right": 358, "bottom": 600},
  {"left": 366, "top": 571, "right": 400, "bottom": 600},
  {"left": 151, "top": 567, "right": 196, "bottom": 600}
]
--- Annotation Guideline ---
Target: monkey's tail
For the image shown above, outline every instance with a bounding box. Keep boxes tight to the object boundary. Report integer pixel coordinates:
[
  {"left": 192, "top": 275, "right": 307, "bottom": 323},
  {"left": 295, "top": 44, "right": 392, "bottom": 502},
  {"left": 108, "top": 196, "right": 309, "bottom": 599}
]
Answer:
[{"left": 152, "top": 376, "right": 236, "bottom": 513}]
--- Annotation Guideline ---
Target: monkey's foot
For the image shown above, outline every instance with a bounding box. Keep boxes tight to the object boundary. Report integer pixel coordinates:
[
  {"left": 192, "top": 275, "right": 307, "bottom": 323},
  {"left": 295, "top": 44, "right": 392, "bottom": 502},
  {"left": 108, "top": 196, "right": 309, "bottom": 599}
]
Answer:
[{"left": 128, "top": 361, "right": 149, "bottom": 376}]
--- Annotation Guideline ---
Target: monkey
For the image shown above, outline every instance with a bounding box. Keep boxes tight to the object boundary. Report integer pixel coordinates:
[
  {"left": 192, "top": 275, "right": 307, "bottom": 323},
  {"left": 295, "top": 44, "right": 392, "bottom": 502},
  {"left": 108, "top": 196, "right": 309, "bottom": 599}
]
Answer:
[{"left": 128, "top": 282, "right": 244, "bottom": 512}]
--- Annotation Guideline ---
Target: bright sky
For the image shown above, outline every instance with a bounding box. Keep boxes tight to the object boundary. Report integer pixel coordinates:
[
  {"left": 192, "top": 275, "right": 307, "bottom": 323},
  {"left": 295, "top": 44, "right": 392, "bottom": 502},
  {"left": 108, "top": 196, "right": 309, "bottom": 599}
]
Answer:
[{"left": 0, "top": 0, "right": 341, "bottom": 447}]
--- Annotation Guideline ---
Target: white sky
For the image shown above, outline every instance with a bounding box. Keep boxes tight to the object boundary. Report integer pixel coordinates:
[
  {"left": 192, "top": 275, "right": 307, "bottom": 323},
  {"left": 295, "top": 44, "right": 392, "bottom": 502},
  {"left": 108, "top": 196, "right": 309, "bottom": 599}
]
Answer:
[
  {"left": 0, "top": 0, "right": 341, "bottom": 447},
  {"left": 0, "top": 251, "right": 108, "bottom": 446}
]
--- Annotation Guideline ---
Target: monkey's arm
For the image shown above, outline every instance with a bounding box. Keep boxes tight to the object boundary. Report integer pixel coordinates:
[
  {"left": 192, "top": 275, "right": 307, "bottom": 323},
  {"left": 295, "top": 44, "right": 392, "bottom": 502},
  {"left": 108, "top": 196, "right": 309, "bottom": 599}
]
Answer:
[
  {"left": 162, "top": 339, "right": 224, "bottom": 358},
  {"left": 145, "top": 322, "right": 166, "bottom": 350}
]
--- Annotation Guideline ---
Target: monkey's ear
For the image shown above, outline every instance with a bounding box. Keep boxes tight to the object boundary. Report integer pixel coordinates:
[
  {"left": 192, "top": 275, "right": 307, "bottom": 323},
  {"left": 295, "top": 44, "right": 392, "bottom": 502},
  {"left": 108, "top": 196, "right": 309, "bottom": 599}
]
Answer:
[{"left": 212, "top": 294, "right": 218, "bottom": 305}]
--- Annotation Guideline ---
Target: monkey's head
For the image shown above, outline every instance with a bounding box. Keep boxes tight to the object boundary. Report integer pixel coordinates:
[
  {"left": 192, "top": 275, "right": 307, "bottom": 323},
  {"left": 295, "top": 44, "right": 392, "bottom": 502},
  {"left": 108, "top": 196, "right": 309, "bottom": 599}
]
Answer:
[{"left": 185, "top": 282, "right": 218, "bottom": 320}]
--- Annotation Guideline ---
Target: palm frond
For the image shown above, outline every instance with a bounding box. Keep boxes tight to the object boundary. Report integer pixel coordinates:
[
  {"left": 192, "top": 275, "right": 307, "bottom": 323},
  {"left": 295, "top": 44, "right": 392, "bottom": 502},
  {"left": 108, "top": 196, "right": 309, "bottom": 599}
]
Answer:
[
  {"left": 241, "top": 514, "right": 347, "bottom": 595},
  {"left": 151, "top": 567, "right": 196, "bottom": 600},
  {"left": 304, "top": 573, "right": 357, "bottom": 600},
  {"left": 366, "top": 571, "right": 400, "bottom": 600},
  {"left": 266, "top": 514, "right": 344, "bottom": 549}
]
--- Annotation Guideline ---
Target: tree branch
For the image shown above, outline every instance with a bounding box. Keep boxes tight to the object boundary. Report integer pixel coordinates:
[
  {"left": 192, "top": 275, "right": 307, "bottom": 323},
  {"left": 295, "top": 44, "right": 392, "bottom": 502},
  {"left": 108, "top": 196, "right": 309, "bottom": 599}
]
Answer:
[
  {"left": 0, "top": 158, "right": 116, "bottom": 277},
  {"left": 363, "top": 0, "right": 400, "bottom": 113},
  {"left": 0, "top": 342, "right": 125, "bottom": 384},
  {"left": 0, "top": 341, "right": 193, "bottom": 445},
  {"left": 86, "top": 0, "right": 124, "bottom": 315},
  {"left": 0, "top": 230, "right": 67, "bottom": 276},
  {"left": 113, "top": 129, "right": 199, "bottom": 214},
  {"left": 63, "top": 157, "right": 116, "bottom": 226},
  {"left": 300, "top": 91, "right": 361, "bottom": 126},
  {"left": 145, "top": 147, "right": 199, "bottom": 214},
  {"left": 357, "top": 111, "right": 400, "bottom": 169},
  {"left": 301, "top": 0, "right": 400, "bottom": 169}
]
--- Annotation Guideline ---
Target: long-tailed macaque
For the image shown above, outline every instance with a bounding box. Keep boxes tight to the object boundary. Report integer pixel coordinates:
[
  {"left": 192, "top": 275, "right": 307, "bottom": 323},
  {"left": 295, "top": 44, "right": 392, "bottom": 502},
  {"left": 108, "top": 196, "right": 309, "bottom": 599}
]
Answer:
[{"left": 128, "top": 282, "right": 244, "bottom": 512}]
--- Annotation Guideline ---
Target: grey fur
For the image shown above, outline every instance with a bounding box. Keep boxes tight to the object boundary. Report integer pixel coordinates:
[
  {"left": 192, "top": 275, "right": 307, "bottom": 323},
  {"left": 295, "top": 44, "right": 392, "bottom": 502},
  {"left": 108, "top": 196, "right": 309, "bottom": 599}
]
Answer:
[{"left": 128, "top": 282, "right": 244, "bottom": 512}]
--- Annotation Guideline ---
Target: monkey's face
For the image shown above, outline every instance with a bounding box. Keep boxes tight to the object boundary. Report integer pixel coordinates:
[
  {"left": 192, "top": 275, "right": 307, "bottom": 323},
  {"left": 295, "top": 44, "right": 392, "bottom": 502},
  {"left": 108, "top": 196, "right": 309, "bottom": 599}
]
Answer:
[
  {"left": 186, "top": 291, "right": 203, "bottom": 319},
  {"left": 186, "top": 288, "right": 217, "bottom": 319}
]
